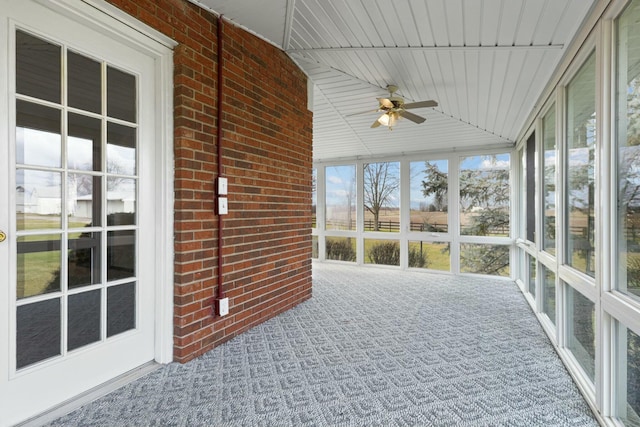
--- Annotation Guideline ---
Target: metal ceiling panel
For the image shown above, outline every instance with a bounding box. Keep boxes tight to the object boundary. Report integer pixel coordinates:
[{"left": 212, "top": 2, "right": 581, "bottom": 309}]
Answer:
[{"left": 191, "top": 0, "right": 598, "bottom": 162}]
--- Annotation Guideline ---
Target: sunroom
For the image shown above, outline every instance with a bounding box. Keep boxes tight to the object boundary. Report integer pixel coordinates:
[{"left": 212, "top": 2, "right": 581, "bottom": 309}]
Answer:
[
  {"left": 2, "top": 0, "right": 640, "bottom": 425},
  {"left": 292, "top": 0, "right": 640, "bottom": 424}
]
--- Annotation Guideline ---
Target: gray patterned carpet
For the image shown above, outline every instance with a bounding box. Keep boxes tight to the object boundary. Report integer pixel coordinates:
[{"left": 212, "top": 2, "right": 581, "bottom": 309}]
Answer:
[{"left": 48, "top": 262, "right": 598, "bottom": 426}]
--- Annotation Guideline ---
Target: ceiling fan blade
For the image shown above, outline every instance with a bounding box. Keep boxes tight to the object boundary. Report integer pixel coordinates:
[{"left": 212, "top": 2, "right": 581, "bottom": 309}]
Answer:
[
  {"left": 371, "top": 118, "right": 382, "bottom": 128},
  {"left": 399, "top": 110, "right": 426, "bottom": 124},
  {"left": 403, "top": 100, "right": 438, "bottom": 109},
  {"left": 377, "top": 97, "right": 394, "bottom": 109}
]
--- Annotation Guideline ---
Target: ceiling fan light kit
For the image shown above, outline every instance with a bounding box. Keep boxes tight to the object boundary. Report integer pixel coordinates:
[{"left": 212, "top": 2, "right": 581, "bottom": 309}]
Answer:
[
  {"left": 355, "top": 84, "right": 438, "bottom": 130},
  {"left": 377, "top": 111, "right": 399, "bottom": 128}
]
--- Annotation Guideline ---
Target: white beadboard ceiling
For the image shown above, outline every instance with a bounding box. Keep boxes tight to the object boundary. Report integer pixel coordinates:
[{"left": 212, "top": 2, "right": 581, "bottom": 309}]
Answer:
[{"left": 189, "top": 0, "right": 597, "bottom": 162}]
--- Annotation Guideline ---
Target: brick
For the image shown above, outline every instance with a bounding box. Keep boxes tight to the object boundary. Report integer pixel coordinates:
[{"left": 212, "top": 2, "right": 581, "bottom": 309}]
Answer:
[{"left": 107, "top": 0, "right": 312, "bottom": 364}]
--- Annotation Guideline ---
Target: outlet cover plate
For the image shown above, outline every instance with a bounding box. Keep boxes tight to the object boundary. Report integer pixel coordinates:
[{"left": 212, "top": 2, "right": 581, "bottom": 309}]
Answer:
[
  {"left": 218, "top": 197, "right": 228, "bottom": 215},
  {"left": 217, "top": 297, "right": 229, "bottom": 316},
  {"left": 218, "top": 177, "right": 228, "bottom": 195}
]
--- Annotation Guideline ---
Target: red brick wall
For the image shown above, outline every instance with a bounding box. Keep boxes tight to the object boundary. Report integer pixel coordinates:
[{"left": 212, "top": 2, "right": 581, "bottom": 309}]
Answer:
[{"left": 106, "top": 0, "right": 313, "bottom": 363}]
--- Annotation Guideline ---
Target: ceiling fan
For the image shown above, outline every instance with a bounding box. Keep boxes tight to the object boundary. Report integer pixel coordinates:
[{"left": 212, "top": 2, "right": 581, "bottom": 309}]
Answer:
[{"left": 351, "top": 85, "right": 438, "bottom": 130}]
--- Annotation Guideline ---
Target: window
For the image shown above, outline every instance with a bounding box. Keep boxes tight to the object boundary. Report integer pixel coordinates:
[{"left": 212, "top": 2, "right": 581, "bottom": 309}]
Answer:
[
  {"left": 312, "top": 236, "right": 318, "bottom": 259},
  {"left": 460, "top": 243, "right": 510, "bottom": 277},
  {"left": 542, "top": 105, "right": 557, "bottom": 255},
  {"left": 528, "top": 254, "right": 536, "bottom": 296},
  {"left": 541, "top": 265, "right": 556, "bottom": 325},
  {"left": 526, "top": 133, "right": 536, "bottom": 242},
  {"left": 312, "top": 168, "right": 317, "bottom": 229},
  {"left": 410, "top": 160, "right": 448, "bottom": 232},
  {"left": 325, "top": 237, "right": 355, "bottom": 262},
  {"left": 617, "top": 0, "right": 640, "bottom": 299},
  {"left": 459, "top": 154, "right": 510, "bottom": 237},
  {"left": 566, "top": 285, "right": 595, "bottom": 382},
  {"left": 325, "top": 165, "right": 355, "bottom": 231},
  {"left": 365, "top": 239, "right": 399, "bottom": 266},
  {"left": 566, "top": 52, "right": 596, "bottom": 277},
  {"left": 363, "top": 162, "right": 399, "bottom": 232},
  {"left": 615, "top": 322, "right": 640, "bottom": 426},
  {"left": 458, "top": 154, "right": 510, "bottom": 278},
  {"left": 408, "top": 241, "right": 450, "bottom": 271}
]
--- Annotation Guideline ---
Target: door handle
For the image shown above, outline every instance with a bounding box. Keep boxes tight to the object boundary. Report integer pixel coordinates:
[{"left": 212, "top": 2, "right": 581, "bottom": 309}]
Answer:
[{"left": 0, "top": 230, "right": 6, "bottom": 242}]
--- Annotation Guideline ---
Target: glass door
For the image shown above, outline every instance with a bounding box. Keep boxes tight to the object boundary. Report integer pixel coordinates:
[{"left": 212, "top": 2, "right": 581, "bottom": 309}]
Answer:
[
  {"left": 0, "top": 2, "right": 159, "bottom": 424},
  {"left": 15, "top": 29, "right": 140, "bottom": 370}
]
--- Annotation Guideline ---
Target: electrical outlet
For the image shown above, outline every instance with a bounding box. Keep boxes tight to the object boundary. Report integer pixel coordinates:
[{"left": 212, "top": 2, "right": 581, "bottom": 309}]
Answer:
[
  {"left": 218, "top": 197, "right": 228, "bottom": 215},
  {"left": 218, "top": 177, "right": 228, "bottom": 195},
  {"left": 217, "top": 297, "right": 229, "bottom": 316}
]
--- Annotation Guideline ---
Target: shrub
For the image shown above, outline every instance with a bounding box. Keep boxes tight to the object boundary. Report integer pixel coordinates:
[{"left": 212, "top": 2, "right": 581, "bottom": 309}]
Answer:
[
  {"left": 628, "top": 256, "right": 640, "bottom": 294},
  {"left": 326, "top": 238, "right": 356, "bottom": 261},
  {"left": 408, "top": 247, "right": 427, "bottom": 268},
  {"left": 368, "top": 241, "right": 400, "bottom": 266}
]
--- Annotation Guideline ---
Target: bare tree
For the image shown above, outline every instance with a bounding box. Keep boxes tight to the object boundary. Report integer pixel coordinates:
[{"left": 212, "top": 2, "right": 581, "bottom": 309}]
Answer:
[{"left": 363, "top": 162, "right": 399, "bottom": 231}]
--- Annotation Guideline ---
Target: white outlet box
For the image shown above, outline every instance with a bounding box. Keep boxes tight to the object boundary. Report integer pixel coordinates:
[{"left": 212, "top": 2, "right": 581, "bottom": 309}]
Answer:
[
  {"left": 217, "top": 297, "right": 229, "bottom": 316},
  {"left": 218, "top": 197, "right": 228, "bottom": 215},
  {"left": 218, "top": 177, "right": 228, "bottom": 195}
]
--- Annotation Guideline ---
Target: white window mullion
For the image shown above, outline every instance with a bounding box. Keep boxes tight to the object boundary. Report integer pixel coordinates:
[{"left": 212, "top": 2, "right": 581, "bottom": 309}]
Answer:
[
  {"left": 556, "top": 83, "right": 568, "bottom": 349},
  {"left": 399, "top": 158, "right": 410, "bottom": 269},
  {"left": 316, "top": 165, "right": 326, "bottom": 261},
  {"left": 596, "top": 16, "right": 613, "bottom": 416},
  {"left": 356, "top": 161, "right": 364, "bottom": 265},
  {"left": 60, "top": 44, "right": 69, "bottom": 357},
  {"left": 449, "top": 153, "right": 460, "bottom": 274}
]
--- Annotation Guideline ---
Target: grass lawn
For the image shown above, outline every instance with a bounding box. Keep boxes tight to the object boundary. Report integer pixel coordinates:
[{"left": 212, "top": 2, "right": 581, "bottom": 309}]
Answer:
[
  {"left": 409, "top": 241, "right": 450, "bottom": 271},
  {"left": 16, "top": 215, "right": 90, "bottom": 299}
]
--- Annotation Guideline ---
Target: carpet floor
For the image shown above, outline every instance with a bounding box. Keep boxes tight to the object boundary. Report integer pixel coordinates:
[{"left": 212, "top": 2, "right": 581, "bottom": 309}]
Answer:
[{"left": 48, "top": 262, "right": 598, "bottom": 426}]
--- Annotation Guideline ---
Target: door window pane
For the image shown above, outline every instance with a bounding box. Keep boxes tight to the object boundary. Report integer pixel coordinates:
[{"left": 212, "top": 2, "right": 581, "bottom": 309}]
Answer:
[
  {"left": 107, "top": 122, "right": 136, "bottom": 176},
  {"left": 68, "top": 290, "right": 101, "bottom": 351},
  {"left": 107, "top": 66, "right": 136, "bottom": 123},
  {"left": 107, "top": 230, "right": 135, "bottom": 281},
  {"left": 107, "top": 282, "right": 136, "bottom": 337},
  {"left": 106, "top": 178, "right": 136, "bottom": 224},
  {"left": 459, "top": 154, "right": 510, "bottom": 236},
  {"left": 17, "top": 298, "right": 61, "bottom": 369},
  {"left": 325, "top": 237, "right": 356, "bottom": 262},
  {"left": 68, "top": 173, "right": 101, "bottom": 227},
  {"left": 363, "top": 162, "right": 399, "bottom": 232},
  {"left": 567, "top": 285, "right": 595, "bottom": 382},
  {"left": 460, "top": 243, "right": 510, "bottom": 277},
  {"left": 68, "top": 51, "right": 101, "bottom": 114},
  {"left": 542, "top": 266, "right": 556, "bottom": 325},
  {"left": 16, "top": 30, "right": 60, "bottom": 103},
  {"left": 325, "top": 165, "right": 356, "bottom": 231},
  {"left": 17, "top": 234, "right": 61, "bottom": 299},
  {"left": 16, "top": 169, "right": 62, "bottom": 230},
  {"left": 68, "top": 232, "right": 101, "bottom": 289},
  {"left": 566, "top": 52, "right": 596, "bottom": 277},
  {"left": 617, "top": 1, "right": 640, "bottom": 299},
  {"left": 408, "top": 241, "right": 450, "bottom": 271},
  {"left": 16, "top": 100, "right": 61, "bottom": 168},
  {"left": 410, "top": 160, "right": 448, "bottom": 232},
  {"left": 543, "top": 105, "right": 557, "bottom": 255},
  {"left": 365, "top": 239, "right": 399, "bottom": 266},
  {"left": 68, "top": 113, "right": 101, "bottom": 171}
]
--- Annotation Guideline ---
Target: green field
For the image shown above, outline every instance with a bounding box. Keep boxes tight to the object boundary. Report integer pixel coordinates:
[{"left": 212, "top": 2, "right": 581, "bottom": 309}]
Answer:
[{"left": 16, "top": 216, "right": 89, "bottom": 299}]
